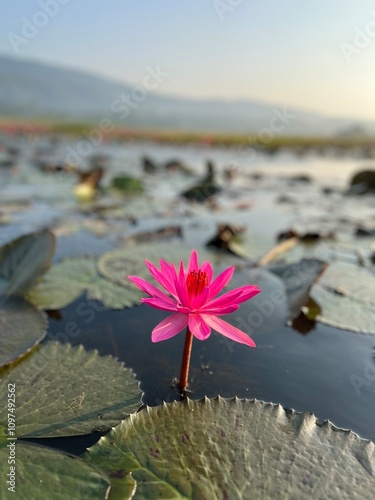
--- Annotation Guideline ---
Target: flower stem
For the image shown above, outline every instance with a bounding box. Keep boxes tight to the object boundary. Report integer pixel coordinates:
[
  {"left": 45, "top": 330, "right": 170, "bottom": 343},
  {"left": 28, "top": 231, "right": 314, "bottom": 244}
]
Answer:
[{"left": 179, "top": 327, "right": 193, "bottom": 392}]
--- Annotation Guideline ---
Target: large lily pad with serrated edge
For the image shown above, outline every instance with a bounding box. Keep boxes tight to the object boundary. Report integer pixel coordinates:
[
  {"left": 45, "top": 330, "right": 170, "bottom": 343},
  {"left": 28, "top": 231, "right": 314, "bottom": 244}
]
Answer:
[
  {"left": 0, "top": 229, "right": 55, "bottom": 295},
  {"left": 0, "top": 296, "right": 47, "bottom": 367},
  {"left": 0, "top": 440, "right": 110, "bottom": 500},
  {"left": 26, "top": 257, "right": 142, "bottom": 310},
  {"left": 85, "top": 397, "right": 375, "bottom": 500},
  {"left": 0, "top": 342, "right": 142, "bottom": 437}
]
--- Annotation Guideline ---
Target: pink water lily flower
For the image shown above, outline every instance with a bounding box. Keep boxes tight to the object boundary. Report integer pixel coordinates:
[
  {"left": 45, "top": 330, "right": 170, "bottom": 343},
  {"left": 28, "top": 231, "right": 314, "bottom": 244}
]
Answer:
[{"left": 128, "top": 250, "right": 261, "bottom": 347}]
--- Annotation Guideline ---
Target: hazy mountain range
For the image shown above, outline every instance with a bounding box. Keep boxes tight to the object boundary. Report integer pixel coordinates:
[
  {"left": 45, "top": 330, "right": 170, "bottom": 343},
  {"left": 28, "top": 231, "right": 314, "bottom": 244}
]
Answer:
[{"left": 0, "top": 55, "right": 373, "bottom": 136}]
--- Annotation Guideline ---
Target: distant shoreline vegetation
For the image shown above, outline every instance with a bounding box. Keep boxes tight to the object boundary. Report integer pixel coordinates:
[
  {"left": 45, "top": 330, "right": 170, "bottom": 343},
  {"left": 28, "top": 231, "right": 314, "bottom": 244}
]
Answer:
[{"left": 0, "top": 117, "right": 374, "bottom": 154}]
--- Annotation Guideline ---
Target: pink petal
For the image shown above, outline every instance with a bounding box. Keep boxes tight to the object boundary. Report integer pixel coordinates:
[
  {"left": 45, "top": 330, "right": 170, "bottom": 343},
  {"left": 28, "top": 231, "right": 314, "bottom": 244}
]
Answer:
[
  {"left": 145, "top": 260, "right": 178, "bottom": 299},
  {"left": 202, "top": 289, "right": 244, "bottom": 310},
  {"left": 128, "top": 275, "right": 175, "bottom": 303},
  {"left": 191, "top": 286, "right": 210, "bottom": 309},
  {"left": 198, "top": 304, "right": 239, "bottom": 315},
  {"left": 200, "top": 261, "right": 213, "bottom": 284},
  {"left": 236, "top": 286, "right": 262, "bottom": 303},
  {"left": 208, "top": 266, "right": 235, "bottom": 300},
  {"left": 204, "top": 286, "right": 261, "bottom": 310},
  {"left": 152, "top": 312, "right": 188, "bottom": 342},
  {"left": 188, "top": 313, "right": 211, "bottom": 340},
  {"left": 160, "top": 260, "right": 178, "bottom": 296},
  {"left": 174, "top": 275, "right": 191, "bottom": 308},
  {"left": 187, "top": 249, "right": 199, "bottom": 273},
  {"left": 142, "top": 298, "right": 178, "bottom": 312},
  {"left": 201, "top": 314, "right": 256, "bottom": 347},
  {"left": 179, "top": 261, "right": 185, "bottom": 279},
  {"left": 176, "top": 305, "right": 192, "bottom": 313}
]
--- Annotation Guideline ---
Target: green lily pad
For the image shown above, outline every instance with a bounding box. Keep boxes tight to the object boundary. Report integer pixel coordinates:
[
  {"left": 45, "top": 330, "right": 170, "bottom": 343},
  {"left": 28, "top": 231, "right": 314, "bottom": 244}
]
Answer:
[
  {"left": 0, "top": 441, "right": 109, "bottom": 500},
  {"left": 86, "top": 397, "right": 375, "bottom": 499},
  {"left": 86, "top": 276, "right": 141, "bottom": 309},
  {"left": 26, "top": 257, "right": 142, "bottom": 310},
  {"left": 0, "top": 229, "right": 55, "bottom": 295},
  {"left": 311, "top": 284, "right": 375, "bottom": 335},
  {"left": 0, "top": 342, "right": 141, "bottom": 437},
  {"left": 309, "top": 261, "right": 375, "bottom": 334},
  {"left": 0, "top": 296, "right": 47, "bottom": 367},
  {"left": 110, "top": 176, "right": 144, "bottom": 193},
  {"left": 97, "top": 243, "right": 211, "bottom": 288},
  {"left": 317, "top": 261, "right": 375, "bottom": 307},
  {"left": 25, "top": 258, "right": 97, "bottom": 310}
]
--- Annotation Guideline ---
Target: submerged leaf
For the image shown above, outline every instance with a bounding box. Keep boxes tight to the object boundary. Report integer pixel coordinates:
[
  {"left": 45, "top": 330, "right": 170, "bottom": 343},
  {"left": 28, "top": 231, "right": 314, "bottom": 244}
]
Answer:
[
  {"left": 0, "top": 296, "right": 47, "bottom": 367},
  {"left": 0, "top": 342, "right": 141, "bottom": 437},
  {"left": 86, "top": 398, "right": 375, "bottom": 499}
]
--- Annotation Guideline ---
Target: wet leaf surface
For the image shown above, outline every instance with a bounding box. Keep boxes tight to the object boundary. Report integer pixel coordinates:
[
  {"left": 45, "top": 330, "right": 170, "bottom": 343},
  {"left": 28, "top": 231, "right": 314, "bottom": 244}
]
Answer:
[
  {"left": 0, "top": 295, "right": 47, "bottom": 367},
  {"left": 26, "top": 257, "right": 141, "bottom": 310},
  {"left": 97, "top": 243, "right": 212, "bottom": 288},
  {"left": 0, "top": 441, "right": 109, "bottom": 500},
  {"left": 1, "top": 138, "right": 375, "bottom": 460},
  {"left": 0, "top": 342, "right": 141, "bottom": 437},
  {"left": 86, "top": 398, "right": 375, "bottom": 499}
]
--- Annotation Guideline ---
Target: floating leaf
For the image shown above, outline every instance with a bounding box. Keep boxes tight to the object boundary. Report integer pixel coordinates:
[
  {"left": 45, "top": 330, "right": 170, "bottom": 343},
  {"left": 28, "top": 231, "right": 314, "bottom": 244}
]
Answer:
[
  {"left": 86, "top": 276, "right": 142, "bottom": 309},
  {"left": 0, "top": 441, "right": 109, "bottom": 500},
  {"left": 317, "top": 261, "right": 375, "bottom": 307},
  {"left": 0, "top": 229, "right": 55, "bottom": 295},
  {"left": 97, "top": 243, "right": 210, "bottom": 288},
  {"left": 86, "top": 397, "right": 375, "bottom": 499},
  {"left": 309, "top": 261, "right": 375, "bottom": 334},
  {"left": 110, "top": 175, "right": 144, "bottom": 193},
  {"left": 0, "top": 296, "right": 47, "bottom": 367},
  {"left": 311, "top": 285, "right": 375, "bottom": 335},
  {"left": 25, "top": 258, "right": 97, "bottom": 310},
  {"left": 0, "top": 342, "right": 141, "bottom": 437},
  {"left": 26, "top": 257, "right": 142, "bottom": 310}
]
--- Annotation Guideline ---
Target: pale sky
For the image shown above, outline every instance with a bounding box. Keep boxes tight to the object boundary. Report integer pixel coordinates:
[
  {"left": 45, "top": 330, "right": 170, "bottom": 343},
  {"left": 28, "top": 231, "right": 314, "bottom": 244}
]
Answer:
[{"left": 1, "top": 1, "right": 375, "bottom": 120}]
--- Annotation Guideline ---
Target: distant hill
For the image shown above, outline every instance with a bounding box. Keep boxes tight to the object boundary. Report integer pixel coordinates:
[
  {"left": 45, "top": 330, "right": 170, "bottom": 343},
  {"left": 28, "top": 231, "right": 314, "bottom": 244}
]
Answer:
[{"left": 0, "top": 55, "right": 373, "bottom": 136}]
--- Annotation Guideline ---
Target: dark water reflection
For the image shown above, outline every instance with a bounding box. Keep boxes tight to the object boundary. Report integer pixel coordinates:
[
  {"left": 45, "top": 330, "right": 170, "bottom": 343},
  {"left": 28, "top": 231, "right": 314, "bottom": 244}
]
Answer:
[{"left": 45, "top": 294, "right": 375, "bottom": 451}]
